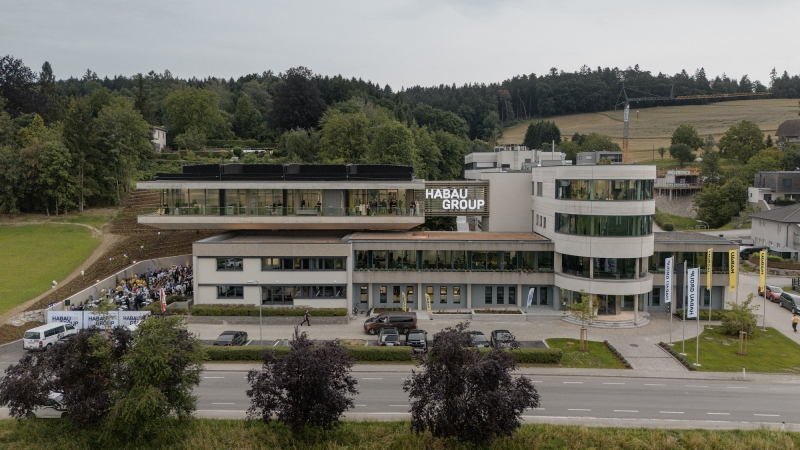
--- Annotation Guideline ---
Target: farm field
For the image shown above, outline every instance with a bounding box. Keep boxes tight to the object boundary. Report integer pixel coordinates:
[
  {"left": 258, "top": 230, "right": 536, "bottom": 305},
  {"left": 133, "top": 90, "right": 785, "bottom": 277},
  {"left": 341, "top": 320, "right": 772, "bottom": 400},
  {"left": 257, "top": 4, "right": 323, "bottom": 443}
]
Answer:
[
  {"left": 501, "top": 98, "right": 799, "bottom": 163},
  {"left": 0, "top": 224, "right": 100, "bottom": 315}
]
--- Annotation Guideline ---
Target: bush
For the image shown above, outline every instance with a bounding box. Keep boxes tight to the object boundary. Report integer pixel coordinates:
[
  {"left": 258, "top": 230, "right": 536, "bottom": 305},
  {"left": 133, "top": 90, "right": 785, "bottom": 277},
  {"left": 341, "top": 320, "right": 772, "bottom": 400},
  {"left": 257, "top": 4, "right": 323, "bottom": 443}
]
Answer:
[
  {"left": 205, "top": 345, "right": 412, "bottom": 362},
  {"left": 658, "top": 342, "right": 697, "bottom": 371},
  {"left": 165, "top": 295, "right": 187, "bottom": 305},
  {"left": 662, "top": 222, "right": 675, "bottom": 231},
  {"left": 190, "top": 305, "right": 347, "bottom": 317},
  {"left": 142, "top": 303, "right": 188, "bottom": 315},
  {"left": 768, "top": 255, "right": 784, "bottom": 262},
  {"left": 721, "top": 294, "right": 759, "bottom": 338}
]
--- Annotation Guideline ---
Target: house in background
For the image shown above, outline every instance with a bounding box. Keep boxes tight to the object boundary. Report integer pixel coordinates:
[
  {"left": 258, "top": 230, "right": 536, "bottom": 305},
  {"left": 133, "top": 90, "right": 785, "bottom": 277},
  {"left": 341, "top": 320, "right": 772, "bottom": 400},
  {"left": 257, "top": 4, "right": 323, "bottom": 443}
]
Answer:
[
  {"left": 748, "top": 171, "right": 800, "bottom": 209},
  {"left": 750, "top": 203, "right": 800, "bottom": 260},
  {"left": 152, "top": 126, "right": 167, "bottom": 152},
  {"left": 776, "top": 119, "right": 800, "bottom": 144}
]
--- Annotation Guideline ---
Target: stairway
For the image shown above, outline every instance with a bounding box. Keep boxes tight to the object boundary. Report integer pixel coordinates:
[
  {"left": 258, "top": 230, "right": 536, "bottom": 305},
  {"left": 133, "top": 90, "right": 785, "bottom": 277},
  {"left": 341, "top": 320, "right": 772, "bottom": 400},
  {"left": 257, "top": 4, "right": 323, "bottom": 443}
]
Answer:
[{"left": 561, "top": 312, "right": 650, "bottom": 329}]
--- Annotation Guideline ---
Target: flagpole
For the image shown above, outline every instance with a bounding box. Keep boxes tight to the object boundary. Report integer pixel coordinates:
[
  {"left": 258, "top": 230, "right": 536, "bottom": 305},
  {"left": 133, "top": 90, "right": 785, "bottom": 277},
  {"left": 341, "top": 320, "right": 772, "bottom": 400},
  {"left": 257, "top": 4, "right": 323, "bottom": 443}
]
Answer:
[
  {"left": 669, "top": 253, "right": 674, "bottom": 345},
  {"left": 696, "top": 298, "right": 700, "bottom": 366},
  {"left": 682, "top": 261, "right": 687, "bottom": 355},
  {"left": 708, "top": 248, "right": 713, "bottom": 330},
  {"left": 763, "top": 251, "right": 768, "bottom": 331}
]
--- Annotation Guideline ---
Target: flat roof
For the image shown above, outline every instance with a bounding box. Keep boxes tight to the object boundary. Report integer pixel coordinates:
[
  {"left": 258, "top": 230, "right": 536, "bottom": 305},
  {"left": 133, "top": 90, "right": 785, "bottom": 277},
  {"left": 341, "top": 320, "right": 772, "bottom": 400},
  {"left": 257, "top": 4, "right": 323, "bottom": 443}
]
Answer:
[
  {"left": 653, "top": 231, "right": 733, "bottom": 244},
  {"left": 346, "top": 231, "right": 548, "bottom": 242}
]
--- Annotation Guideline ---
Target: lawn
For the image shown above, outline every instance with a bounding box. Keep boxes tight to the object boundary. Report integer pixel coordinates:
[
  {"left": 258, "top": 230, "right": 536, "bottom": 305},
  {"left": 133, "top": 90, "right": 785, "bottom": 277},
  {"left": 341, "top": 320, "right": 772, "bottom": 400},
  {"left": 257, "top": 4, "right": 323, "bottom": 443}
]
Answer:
[
  {"left": 655, "top": 210, "right": 703, "bottom": 231},
  {"left": 0, "top": 419, "right": 796, "bottom": 449},
  {"left": 678, "top": 326, "right": 800, "bottom": 373},
  {"left": 545, "top": 338, "right": 626, "bottom": 369},
  {"left": 0, "top": 224, "right": 99, "bottom": 315}
]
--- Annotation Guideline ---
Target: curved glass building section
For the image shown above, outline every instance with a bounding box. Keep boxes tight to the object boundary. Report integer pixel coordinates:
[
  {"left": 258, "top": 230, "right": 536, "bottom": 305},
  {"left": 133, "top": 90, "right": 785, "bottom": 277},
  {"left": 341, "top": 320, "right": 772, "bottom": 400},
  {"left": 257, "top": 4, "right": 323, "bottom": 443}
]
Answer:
[
  {"left": 556, "top": 179, "right": 653, "bottom": 201},
  {"left": 556, "top": 214, "right": 653, "bottom": 237}
]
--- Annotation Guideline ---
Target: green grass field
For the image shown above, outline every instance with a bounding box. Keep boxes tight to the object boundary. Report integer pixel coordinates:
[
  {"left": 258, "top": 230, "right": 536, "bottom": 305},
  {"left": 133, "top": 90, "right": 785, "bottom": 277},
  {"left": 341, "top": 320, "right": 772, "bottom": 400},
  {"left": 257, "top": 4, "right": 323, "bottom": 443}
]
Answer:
[
  {"left": 0, "top": 224, "right": 99, "bottom": 315},
  {"left": 678, "top": 326, "right": 800, "bottom": 373},
  {"left": 0, "top": 419, "right": 796, "bottom": 449},
  {"left": 546, "top": 338, "right": 626, "bottom": 369}
]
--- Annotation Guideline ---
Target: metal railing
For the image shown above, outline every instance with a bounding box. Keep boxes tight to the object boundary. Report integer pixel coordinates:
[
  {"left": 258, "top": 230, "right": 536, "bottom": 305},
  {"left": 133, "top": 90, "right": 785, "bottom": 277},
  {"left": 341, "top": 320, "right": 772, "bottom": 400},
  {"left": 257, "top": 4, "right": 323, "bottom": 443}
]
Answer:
[{"left": 139, "top": 205, "right": 423, "bottom": 218}]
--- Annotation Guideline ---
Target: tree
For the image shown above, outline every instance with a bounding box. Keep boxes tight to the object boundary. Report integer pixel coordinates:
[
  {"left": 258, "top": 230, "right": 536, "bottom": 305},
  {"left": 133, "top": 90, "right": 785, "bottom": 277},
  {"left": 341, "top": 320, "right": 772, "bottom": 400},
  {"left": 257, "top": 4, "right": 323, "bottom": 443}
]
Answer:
[
  {"left": 433, "top": 131, "right": 471, "bottom": 180},
  {"left": 368, "top": 120, "right": 419, "bottom": 167},
  {"left": 699, "top": 148, "right": 722, "bottom": 183},
  {"left": 671, "top": 124, "right": 703, "bottom": 151},
  {"left": 721, "top": 294, "right": 759, "bottom": 338},
  {"left": 133, "top": 74, "right": 152, "bottom": 124},
  {"left": 247, "top": 327, "right": 358, "bottom": 431},
  {"left": 523, "top": 121, "right": 561, "bottom": 150},
  {"left": 718, "top": 120, "right": 765, "bottom": 164},
  {"left": 233, "top": 94, "right": 263, "bottom": 139},
  {"left": 318, "top": 110, "right": 369, "bottom": 162},
  {"left": 669, "top": 143, "right": 695, "bottom": 167},
  {"left": 164, "top": 88, "right": 230, "bottom": 139},
  {"left": 413, "top": 125, "right": 441, "bottom": 180},
  {"left": 173, "top": 126, "right": 206, "bottom": 151},
  {"left": 269, "top": 66, "right": 327, "bottom": 132},
  {"left": 694, "top": 178, "right": 747, "bottom": 228},
  {"left": 0, "top": 55, "right": 45, "bottom": 117},
  {"left": 580, "top": 133, "right": 621, "bottom": 152},
  {"left": 412, "top": 104, "right": 469, "bottom": 137},
  {"left": 403, "top": 322, "right": 539, "bottom": 445},
  {"left": 557, "top": 140, "right": 580, "bottom": 162},
  {"left": 569, "top": 290, "right": 598, "bottom": 326},
  {"left": 657, "top": 147, "right": 666, "bottom": 160},
  {"left": 280, "top": 128, "right": 319, "bottom": 162},
  {"left": 106, "top": 316, "right": 205, "bottom": 441},
  {"left": 62, "top": 98, "right": 95, "bottom": 211}
]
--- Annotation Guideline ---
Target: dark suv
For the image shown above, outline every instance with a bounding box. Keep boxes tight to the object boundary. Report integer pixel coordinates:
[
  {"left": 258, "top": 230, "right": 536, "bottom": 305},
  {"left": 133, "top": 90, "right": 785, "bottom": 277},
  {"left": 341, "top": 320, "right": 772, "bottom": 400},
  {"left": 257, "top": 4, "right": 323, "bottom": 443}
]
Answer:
[
  {"left": 213, "top": 331, "right": 248, "bottom": 346},
  {"left": 780, "top": 292, "right": 800, "bottom": 314},
  {"left": 364, "top": 312, "right": 417, "bottom": 335},
  {"left": 405, "top": 330, "right": 428, "bottom": 353}
]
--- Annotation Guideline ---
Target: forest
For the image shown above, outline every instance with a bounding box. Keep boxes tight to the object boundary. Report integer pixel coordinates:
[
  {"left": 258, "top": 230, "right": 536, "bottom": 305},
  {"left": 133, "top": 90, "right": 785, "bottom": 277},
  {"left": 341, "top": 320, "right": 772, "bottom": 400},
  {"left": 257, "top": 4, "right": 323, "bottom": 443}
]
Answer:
[{"left": 2, "top": 53, "right": 800, "bottom": 215}]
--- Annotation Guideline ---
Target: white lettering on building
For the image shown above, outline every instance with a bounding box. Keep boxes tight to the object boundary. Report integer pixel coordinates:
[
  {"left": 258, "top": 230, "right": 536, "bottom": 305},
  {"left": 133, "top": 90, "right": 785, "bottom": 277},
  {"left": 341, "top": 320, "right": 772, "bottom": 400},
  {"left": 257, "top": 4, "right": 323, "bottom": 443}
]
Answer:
[{"left": 425, "top": 188, "right": 485, "bottom": 211}]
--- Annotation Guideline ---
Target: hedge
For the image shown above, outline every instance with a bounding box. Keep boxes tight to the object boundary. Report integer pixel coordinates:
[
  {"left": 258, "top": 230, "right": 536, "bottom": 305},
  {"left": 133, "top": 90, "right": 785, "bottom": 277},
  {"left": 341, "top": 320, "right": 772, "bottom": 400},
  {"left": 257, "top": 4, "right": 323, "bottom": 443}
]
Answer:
[
  {"left": 478, "top": 348, "right": 563, "bottom": 364},
  {"left": 142, "top": 303, "right": 188, "bottom": 315},
  {"left": 604, "top": 340, "right": 633, "bottom": 369},
  {"left": 190, "top": 305, "right": 347, "bottom": 317},
  {"left": 205, "top": 345, "right": 413, "bottom": 362},
  {"left": 658, "top": 342, "right": 697, "bottom": 371}
]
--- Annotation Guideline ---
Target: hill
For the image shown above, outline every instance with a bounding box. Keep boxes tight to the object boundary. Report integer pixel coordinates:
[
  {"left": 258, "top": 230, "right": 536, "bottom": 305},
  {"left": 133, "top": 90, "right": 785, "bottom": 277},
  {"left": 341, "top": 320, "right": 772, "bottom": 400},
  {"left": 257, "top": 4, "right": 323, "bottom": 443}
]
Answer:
[{"left": 500, "top": 99, "right": 799, "bottom": 163}]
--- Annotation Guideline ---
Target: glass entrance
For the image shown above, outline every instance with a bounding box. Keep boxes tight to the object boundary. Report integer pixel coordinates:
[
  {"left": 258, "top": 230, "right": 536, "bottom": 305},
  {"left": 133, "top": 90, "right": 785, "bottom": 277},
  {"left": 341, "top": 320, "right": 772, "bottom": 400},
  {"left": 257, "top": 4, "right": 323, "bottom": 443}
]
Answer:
[{"left": 597, "top": 294, "right": 616, "bottom": 315}]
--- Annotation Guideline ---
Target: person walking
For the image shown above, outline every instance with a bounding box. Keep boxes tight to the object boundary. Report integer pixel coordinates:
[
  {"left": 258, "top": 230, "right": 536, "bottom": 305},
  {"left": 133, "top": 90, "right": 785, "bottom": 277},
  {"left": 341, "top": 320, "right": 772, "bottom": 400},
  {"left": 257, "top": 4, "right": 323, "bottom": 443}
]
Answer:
[
  {"left": 792, "top": 314, "right": 798, "bottom": 333},
  {"left": 300, "top": 309, "right": 311, "bottom": 326}
]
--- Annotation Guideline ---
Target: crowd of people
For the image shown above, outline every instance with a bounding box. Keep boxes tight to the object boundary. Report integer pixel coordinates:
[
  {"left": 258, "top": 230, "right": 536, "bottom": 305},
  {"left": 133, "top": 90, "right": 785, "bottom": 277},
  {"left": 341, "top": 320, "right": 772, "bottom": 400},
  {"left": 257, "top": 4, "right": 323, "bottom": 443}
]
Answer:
[{"left": 75, "top": 265, "right": 193, "bottom": 311}]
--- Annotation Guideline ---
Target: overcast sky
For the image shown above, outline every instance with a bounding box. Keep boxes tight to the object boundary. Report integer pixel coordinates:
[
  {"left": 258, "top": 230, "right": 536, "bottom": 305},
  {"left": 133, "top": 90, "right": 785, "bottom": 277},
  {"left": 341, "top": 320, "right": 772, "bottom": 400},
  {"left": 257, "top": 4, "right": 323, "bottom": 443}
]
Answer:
[{"left": 2, "top": 0, "right": 798, "bottom": 89}]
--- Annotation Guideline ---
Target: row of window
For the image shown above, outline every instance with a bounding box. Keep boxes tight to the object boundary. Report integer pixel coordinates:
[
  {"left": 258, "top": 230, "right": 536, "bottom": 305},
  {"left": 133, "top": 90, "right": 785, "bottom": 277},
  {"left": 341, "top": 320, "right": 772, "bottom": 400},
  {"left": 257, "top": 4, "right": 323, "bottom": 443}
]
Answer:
[
  {"left": 215, "top": 257, "right": 347, "bottom": 271},
  {"left": 648, "top": 252, "right": 731, "bottom": 273},
  {"left": 561, "top": 255, "right": 645, "bottom": 279},
  {"left": 215, "top": 285, "right": 347, "bottom": 301},
  {"left": 354, "top": 250, "right": 554, "bottom": 271},
  {"left": 556, "top": 179, "right": 654, "bottom": 201},
  {"left": 556, "top": 213, "right": 653, "bottom": 237}
]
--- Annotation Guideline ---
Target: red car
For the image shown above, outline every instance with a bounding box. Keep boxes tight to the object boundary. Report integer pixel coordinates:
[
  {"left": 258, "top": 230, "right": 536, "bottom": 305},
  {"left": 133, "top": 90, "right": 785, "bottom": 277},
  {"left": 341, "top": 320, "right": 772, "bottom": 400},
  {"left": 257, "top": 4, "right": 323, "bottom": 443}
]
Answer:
[{"left": 762, "top": 285, "right": 784, "bottom": 303}]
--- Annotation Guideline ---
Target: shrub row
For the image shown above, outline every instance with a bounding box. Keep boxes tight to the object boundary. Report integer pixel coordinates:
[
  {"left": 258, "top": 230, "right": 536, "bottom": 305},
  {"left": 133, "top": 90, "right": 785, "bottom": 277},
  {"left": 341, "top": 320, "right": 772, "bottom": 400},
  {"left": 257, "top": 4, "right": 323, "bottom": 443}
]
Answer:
[
  {"left": 658, "top": 342, "right": 697, "bottom": 371},
  {"left": 142, "top": 303, "right": 189, "bottom": 315},
  {"left": 190, "top": 305, "right": 347, "bottom": 317},
  {"left": 749, "top": 255, "right": 800, "bottom": 270},
  {"left": 205, "top": 345, "right": 413, "bottom": 362},
  {"left": 674, "top": 309, "right": 725, "bottom": 321},
  {"left": 477, "top": 348, "right": 563, "bottom": 364},
  {"left": 604, "top": 340, "right": 632, "bottom": 369}
]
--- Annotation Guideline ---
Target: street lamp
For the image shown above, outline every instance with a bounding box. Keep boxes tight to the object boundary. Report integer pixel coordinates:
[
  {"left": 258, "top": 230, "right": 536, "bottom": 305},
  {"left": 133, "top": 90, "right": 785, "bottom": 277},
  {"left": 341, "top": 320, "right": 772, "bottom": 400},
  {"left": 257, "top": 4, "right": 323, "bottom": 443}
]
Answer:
[
  {"left": 247, "top": 280, "right": 263, "bottom": 345},
  {"left": 139, "top": 245, "right": 144, "bottom": 259},
  {"left": 696, "top": 219, "right": 709, "bottom": 230}
]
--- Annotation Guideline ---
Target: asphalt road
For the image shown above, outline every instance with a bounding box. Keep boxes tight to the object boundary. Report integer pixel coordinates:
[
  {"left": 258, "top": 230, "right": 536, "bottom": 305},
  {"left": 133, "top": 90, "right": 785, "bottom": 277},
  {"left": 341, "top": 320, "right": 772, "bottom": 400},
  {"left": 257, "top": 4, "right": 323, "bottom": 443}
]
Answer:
[{"left": 194, "top": 370, "right": 800, "bottom": 429}]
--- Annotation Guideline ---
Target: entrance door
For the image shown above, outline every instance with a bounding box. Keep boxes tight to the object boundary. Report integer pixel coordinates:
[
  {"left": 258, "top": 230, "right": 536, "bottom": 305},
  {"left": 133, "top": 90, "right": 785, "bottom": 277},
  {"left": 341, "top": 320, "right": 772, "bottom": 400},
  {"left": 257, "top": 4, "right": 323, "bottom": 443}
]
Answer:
[{"left": 597, "top": 294, "right": 616, "bottom": 315}]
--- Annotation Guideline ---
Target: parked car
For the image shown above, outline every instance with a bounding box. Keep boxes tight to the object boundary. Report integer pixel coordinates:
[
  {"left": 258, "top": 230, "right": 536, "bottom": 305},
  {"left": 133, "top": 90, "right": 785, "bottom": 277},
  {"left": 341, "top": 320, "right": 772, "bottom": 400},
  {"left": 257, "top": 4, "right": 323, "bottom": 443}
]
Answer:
[
  {"left": 466, "top": 331, "right": 490, "bottom": 348},
  {"left": 379, "top": 334, "right": 401, "bottom": 346},
  {"left": 490, "top": 329, "right": 516, "bottom": 348},
  {"left": 765, "top": 285, "right": 784, "bottom": 303},
  {"left": 213, "top": 331, "right": 248, "bottom": 346},
  {"left": 23, "top": 323, "right": 78, "bottom": 351},
  {"left": 29, "top": 392, "right": 68, "bottom": 419},
  {"left": 377, "top": 327, "right": 399, "bottom": 343},
  {"left": 779, "top": 293, "right": 800, "bottom": 314},
  {"left": 405, "top": 330, "right": 428, "bottom": 353},
  {"left": 364, "top": 312, "right": 417, "bottom": 335}
]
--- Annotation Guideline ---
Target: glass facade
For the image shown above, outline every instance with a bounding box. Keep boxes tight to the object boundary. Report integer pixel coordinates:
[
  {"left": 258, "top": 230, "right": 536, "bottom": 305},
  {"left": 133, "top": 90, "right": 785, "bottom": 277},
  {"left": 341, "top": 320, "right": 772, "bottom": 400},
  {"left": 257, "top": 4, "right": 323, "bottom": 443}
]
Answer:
[
  {"left": 648, "top": 252, "right": 730, "bottom": 273},
  {"left": 556, "top": 214, "right": 652, "bottom": 237},
  {"left": 556, "top": 179, "right": 654, "bottom": 201},
  {"left": 594, "top": 257, "right": 637, "bottom": 279},
  {"left": 354, "top": 250, "right": 555, "bottom": 272},
  {"left": 261, "top": 257, "right": 346, "bottom": 271},
  {"left": 561, "top": 254, "right": 591, "bottom": 278}
]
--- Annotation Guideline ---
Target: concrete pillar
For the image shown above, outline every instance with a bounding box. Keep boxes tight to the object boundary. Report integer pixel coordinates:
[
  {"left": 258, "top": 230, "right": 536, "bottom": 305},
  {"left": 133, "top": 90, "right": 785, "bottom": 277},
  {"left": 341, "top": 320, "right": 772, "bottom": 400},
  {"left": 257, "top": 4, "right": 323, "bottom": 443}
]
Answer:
[
  {"left": 466, "top": 284, "right": 472, "bottom": 309},
  {"left": 418, "top": 282, "right": 423, "bottom": 311},
  {"left": 367, "top": 284, "right": 373, "bottom": 310},
  {"left": 635, "top": 258, "right": 640, "bottom": 279},
  {"left": 517, "top": 283, "right": 522, "bottom": 307},
  {"left": 633, "top": 294, "right": 638, "bottom": 325}
]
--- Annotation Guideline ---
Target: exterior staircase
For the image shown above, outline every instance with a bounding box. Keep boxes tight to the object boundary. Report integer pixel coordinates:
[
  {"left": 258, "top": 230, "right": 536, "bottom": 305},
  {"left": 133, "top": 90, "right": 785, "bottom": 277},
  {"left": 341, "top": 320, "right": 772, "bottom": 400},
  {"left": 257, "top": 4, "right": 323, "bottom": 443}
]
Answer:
[{"left": 561, "top": 311, "right": 650, "bottom": 329}]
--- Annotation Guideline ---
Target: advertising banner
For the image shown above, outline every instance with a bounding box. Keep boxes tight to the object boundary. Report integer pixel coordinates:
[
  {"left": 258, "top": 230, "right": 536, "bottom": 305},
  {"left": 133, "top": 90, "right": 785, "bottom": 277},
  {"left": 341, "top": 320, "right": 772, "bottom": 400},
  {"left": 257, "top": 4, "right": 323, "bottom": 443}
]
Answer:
[
  {"left": 729, "top": 250, "right": 737, "bottom": 291},
  {"left": 759, "top": 250, "right": 767, "bottom": 294},
  {"left": 687, "top": 268, "right": 699, "bottom": 318},
  {"left": 664, "top": 257, "right": 674, "bottom": 304},
  {"left": 706, "top": 249, "right": 712, "bottom": 291},
  {"left": 47, "top": 311, "right": 151, "bottom": 329},
  {"left": 526, "top": 288, "right": 535, "bottom": 308}
]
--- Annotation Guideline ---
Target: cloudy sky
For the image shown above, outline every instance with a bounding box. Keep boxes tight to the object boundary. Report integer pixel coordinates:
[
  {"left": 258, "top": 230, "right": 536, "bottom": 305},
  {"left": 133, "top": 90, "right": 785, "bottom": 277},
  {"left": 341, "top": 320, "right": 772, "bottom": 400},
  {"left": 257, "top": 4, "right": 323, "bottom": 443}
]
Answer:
[{"left": 2, "top": 0, "right": 798, "bottom": 88}]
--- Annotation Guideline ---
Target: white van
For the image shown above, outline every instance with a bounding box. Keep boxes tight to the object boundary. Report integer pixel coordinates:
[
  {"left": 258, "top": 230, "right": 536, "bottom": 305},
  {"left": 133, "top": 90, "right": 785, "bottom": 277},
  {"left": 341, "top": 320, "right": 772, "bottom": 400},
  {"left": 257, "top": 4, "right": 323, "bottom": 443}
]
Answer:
[{"left": 23, "top": 323, "right": 77, "bottom": 351}]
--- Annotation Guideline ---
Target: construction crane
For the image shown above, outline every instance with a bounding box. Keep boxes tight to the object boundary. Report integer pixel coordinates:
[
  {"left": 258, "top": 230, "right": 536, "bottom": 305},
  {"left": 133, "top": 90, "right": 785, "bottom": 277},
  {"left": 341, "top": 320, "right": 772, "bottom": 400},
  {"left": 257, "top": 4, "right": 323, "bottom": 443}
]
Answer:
[{"left": 615, "top": 86, "right": 771, "bottom": 164}]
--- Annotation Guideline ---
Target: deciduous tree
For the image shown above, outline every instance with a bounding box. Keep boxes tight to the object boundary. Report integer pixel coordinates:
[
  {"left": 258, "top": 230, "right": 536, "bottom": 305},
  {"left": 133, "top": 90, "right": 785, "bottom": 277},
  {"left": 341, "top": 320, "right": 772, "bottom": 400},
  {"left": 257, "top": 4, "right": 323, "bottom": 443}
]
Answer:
[
  {"left": 269, "top": 67, "right": 327, "bottom": 132},
  {"left": 671, "top": 124, "right": 703, "bottom": 150},
  {"left": 669, "top": 143, "right": 695, "bottom": 167},
  {"left": 523, "top": 120, "right": 561, "bottom": 150},
  {"left": 718, "top": 120, "right": 765, "bottom": 164}
]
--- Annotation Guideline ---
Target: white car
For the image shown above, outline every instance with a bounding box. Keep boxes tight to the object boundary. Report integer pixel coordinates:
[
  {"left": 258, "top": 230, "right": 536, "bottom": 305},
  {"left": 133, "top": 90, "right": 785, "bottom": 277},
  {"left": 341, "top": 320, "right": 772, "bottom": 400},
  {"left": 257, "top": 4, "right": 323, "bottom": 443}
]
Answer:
[{"left": 30, "top": 392, "right": 68, "bottom": 419}]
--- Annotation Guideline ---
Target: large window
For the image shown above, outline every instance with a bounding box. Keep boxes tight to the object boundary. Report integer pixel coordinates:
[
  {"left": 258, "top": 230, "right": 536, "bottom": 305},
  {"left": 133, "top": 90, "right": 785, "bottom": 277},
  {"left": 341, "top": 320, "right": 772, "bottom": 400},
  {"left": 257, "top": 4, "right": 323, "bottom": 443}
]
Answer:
[
  {"left": 440, "top": 286, "right": 447, "bottom": 303},
  {"left": 556, "top": 179, "right": 654, "bottom": 201},
  {"left": 217, "top": 258, "right": 243, "bottom": 271},
  {"left": 353, "top": 250, "right": 554, "bottom": 272},
  {"left": 485, "top": 286, "right": 492, "bottom": 304},
  {"left": 556, "top": 214, "right": 652, "bottom": 237},
  {"left": 648, "top": 252, "right": 730, "bottom": 273},
  {"left": 262, "top": 257, "right": 346, "bottom": 271},
  {"left": 453, "top": 286, "right": 461, "bottom": 303},
  {"left": 594, "top": 257, "right": 637, "bottom": 279},
  {"left": 562, "top": 254, "right": 591, "bottom": 278},
  {"left": 217, "top": 285, "right": 243, "bottom": 299}
]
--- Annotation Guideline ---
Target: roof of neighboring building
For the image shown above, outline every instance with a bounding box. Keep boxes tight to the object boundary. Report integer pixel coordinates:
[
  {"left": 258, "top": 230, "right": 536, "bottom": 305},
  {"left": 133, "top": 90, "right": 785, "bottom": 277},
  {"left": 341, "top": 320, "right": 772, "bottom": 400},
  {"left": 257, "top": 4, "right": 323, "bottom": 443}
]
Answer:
[
  {"left": 653, "top": 232, "right": 733, "bottom": 244},
  {"left": 776, "top": 119, "right": 800, "bottom": 138},
  {"left": 749, "top": 203, "right": 800, "bottom": 223},
  {"left": 346, "top": 231, "right": 548, "bottom": 242}
]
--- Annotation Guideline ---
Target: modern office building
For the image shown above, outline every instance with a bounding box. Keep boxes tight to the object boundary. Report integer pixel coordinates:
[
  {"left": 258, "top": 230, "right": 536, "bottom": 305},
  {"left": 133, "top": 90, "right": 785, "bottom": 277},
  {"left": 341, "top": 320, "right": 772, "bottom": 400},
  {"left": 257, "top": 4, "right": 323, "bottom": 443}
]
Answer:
[{"left": 136, "top": 162, "right": 737, "bottom": 323}]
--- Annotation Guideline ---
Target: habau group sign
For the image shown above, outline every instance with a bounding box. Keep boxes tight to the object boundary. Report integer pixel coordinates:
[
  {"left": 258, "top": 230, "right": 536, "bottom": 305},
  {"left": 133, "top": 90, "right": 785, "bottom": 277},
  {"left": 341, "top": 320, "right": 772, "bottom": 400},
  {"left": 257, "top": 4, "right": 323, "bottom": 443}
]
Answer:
[{"left": 423, "top": 181, "right": 489, "bottom": 216}]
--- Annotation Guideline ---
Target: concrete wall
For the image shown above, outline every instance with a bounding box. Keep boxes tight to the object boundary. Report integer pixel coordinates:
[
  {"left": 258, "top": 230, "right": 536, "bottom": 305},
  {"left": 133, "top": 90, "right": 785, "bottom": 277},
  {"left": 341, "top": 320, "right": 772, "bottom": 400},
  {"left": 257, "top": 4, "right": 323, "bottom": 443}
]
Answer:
[{"left": 480, "top": 171, "right": 534, "bottom": 233}]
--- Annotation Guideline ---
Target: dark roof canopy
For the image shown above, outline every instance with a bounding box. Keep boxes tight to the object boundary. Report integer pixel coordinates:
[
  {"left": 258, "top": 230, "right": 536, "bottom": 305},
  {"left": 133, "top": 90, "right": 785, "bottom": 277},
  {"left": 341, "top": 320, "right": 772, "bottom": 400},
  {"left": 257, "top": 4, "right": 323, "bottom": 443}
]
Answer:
[
  {"left": 154, "top": 164, "right": 415, "bottom": 181},
  {"left": 776, "top": 119, "right": 800, "bottom": 138}
]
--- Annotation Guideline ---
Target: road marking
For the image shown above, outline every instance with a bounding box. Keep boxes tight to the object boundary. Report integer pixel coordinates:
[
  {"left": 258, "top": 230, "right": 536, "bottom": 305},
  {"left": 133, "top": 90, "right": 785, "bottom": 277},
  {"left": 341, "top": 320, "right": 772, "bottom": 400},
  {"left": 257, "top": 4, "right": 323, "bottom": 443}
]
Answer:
[
  {"left": 389, "top": 405, "right": 409, "bottom": 407},
  {"left": 769, "top": 388, "right": 793, "bottom": 391},
  {"left": 727, "top": 386, "right": 748, "bottom": 389},
  {"left": 754, "top": 414, "right": 780, "bottom": 417},
  {"left": 361, "top": 377, "right": 383, "bottom": 380},
  {"left": 355, "top": 404, "right": 366, "bottom": 407},
  {"left": 685, "top": 385, "right": 707, "bottom": 388},
  {"left": 203, "top": 377, "right": 225, "bottom": 379},
  {"left": 645, "top": 383, "right": 666, "bottom": 386},
  {"left": 211, "top": 403, "right": 234, "bottom": 405},
  {"left": 707, "top": 413, "right": 729, "bottom": 415},
  {"left": 531, "top": 381, "right": 543, "bottom": 383},
  {"left": 603, "top": 382, "right": 625, "bottom": 385},
  {"left": 614, "top": 410, "right": 639, "bottom": 413},
  {"left": 660, "top": 411, "right": 684, "bottom": 414},
  {"left": 563, "top": 381, "right": 583, "bottom": 384},
  {"left": 568, "top": 409, "right": 591, "bottom": 411}
]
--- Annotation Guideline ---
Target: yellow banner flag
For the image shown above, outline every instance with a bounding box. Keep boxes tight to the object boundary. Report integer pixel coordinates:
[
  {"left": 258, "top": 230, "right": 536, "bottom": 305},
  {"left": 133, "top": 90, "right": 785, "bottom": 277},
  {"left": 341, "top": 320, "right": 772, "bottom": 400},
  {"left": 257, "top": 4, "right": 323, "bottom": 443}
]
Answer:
[
  {"left": 759, "top": 250, "right": 767, "bottom": 294},
  {"left": 706, "top": 248, "right": 712, "bottom": 291},
  {"left": 402, "top": 292, "right": 407, "bottom": 312},
  {"left": 728, "top": 250, "right": 737, "bottom": 291},
  {"left": 426, "top": 294, "right": 432, "bottom": 313}
]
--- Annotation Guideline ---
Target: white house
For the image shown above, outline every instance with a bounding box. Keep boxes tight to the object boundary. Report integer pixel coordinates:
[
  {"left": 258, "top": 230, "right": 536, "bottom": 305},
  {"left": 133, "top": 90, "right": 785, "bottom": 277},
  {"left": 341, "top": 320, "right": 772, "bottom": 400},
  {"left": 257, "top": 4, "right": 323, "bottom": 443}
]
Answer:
[{"left": 152, "top": 126, "right": 167, "bottom": 152}]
